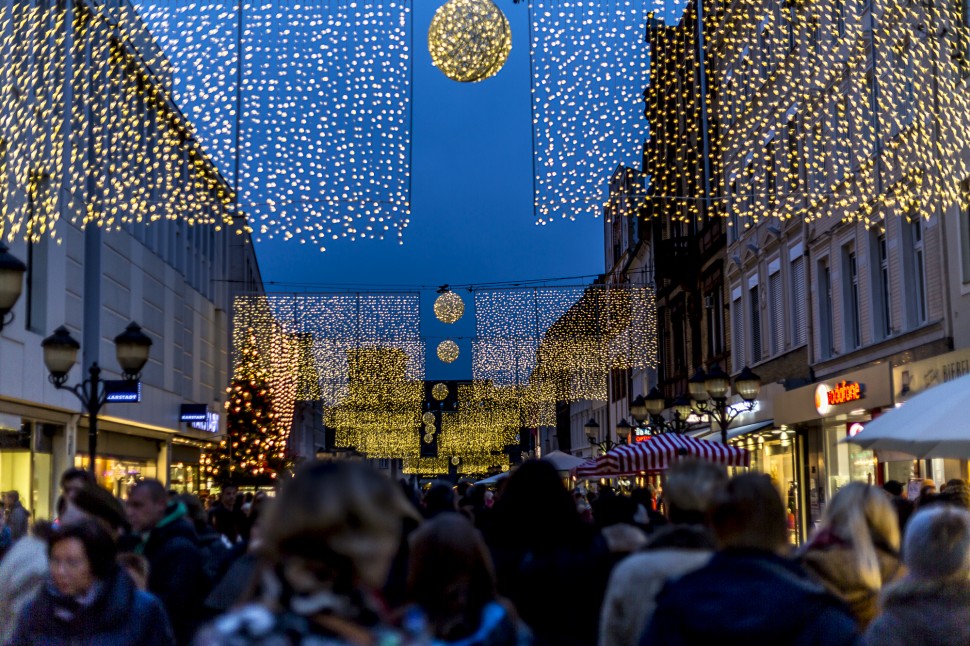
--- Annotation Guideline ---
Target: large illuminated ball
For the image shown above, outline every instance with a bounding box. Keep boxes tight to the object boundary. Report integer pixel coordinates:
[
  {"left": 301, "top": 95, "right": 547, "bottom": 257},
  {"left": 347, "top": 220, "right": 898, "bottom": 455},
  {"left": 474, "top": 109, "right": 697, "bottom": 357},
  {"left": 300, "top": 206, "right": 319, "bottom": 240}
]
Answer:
[
  {"left": 434, "top": 290, "right": 465, "bottom": 323},
  {"left": 428, "top": 0, "right": 512, "bottom": 83},
  {"left": 433, "top": 382, "right": 450, "bottom": 400},
  {"left": 437, "top": 339, "right": 460, "bottom": 363}
]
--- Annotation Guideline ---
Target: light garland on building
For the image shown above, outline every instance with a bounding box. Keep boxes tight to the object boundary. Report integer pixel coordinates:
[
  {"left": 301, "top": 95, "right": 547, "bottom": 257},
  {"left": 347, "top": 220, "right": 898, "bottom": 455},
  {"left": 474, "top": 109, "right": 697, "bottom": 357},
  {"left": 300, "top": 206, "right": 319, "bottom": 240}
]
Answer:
[{"left": 428, "top": 0, "right": 512, "bottom": 83}]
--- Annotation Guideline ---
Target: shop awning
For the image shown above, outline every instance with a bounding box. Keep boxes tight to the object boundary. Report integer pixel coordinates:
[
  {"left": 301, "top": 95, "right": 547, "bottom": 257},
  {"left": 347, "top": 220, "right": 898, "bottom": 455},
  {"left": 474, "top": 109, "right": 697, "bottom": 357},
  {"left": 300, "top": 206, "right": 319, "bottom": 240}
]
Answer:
[
  {"left": 689, "top": 420, "right": 773, "bottom": 442},
  {"left": 571, "top": 433, "right": 750, "bottom": 478}
]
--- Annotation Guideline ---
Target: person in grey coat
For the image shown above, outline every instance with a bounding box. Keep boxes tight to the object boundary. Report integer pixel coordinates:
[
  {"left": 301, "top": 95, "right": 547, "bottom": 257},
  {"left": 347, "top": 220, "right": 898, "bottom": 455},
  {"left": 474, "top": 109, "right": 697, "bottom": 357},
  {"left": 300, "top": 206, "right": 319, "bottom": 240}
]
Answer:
[{"left": 862, "top": 505, "right": 970, "bottom": 646}]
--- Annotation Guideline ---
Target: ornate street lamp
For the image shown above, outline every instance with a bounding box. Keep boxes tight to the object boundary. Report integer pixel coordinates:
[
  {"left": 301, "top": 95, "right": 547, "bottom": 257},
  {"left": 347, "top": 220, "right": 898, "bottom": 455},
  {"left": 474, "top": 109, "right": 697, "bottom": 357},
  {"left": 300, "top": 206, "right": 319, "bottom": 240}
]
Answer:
[
  {"left": 0, "top": 244, "right": 27, "bottom": 331},
  {"left": 43, "top": 322, "right": 153, "bottom": 474},
  {"left": 688, "top": 364, "right": 762, "bottom": 444},
  {"left": 585, "top": 417, "right": 626, "bottom": 455}
]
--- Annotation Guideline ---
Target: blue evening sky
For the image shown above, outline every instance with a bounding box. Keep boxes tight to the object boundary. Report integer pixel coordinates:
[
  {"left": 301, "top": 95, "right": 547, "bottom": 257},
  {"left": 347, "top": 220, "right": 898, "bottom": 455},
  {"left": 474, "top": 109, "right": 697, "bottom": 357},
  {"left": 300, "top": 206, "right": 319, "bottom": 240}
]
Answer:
[{"left": 253, "top": 1, "right": 606, "bottom": 380}]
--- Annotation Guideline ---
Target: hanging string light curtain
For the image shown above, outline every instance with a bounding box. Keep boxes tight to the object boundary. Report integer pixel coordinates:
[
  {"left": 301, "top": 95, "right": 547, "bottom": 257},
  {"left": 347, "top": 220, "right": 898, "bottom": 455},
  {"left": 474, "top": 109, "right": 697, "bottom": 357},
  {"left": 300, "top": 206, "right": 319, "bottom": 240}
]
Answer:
[
  {"left": 474, "top": 285, "right": 658, "bottom": 402},
  {"left": 529, "top": 0, "right": 652, "bottom": 224},
  {"left": 0, "top": 0, "right": 236, "bottom": 241},
  {"left": 134, "top": 0, "right": 413, "bottom": 250}
]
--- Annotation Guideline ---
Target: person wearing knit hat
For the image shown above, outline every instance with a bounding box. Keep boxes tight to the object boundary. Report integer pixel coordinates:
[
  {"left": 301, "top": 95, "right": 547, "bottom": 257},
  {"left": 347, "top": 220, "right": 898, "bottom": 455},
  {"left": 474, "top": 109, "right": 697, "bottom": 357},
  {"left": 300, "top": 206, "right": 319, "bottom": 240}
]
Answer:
[{"left": 862, "top": 505, "right": 970, "bottom": 645}]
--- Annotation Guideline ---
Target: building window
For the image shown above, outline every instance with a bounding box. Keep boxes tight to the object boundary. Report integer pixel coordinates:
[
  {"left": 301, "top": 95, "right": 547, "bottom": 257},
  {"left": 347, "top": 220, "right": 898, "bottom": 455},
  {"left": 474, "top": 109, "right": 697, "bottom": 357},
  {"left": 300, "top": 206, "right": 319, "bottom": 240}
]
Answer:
[
  {"left": 790, "top": 244, "right": 808, "bottom": 347},
  {"left": 904, "top": 217, "right": 928, "bottom": 327},
  {"left": 818, "top": 258, "right": 834, "bottom": 359},
  {"left": 765, "top": 137, "right": 776, "bottom": 204},
  {"left": 729, "top": 176, "right": 742, "bottom": 242},
  {"left": 769, "top": 260, "right": 784, "bottom": 356},
  {"left": 842, "top": 245, "right": 861, "bottom": 350},
  {"left": 834, "top": 0, "right": 846, "bottom": 38},
  {"left": 787, "top": 118, "right": 799, "bottom": 192},
  {"left": 809, "top": 16, "right": 821, "bottom": 55},
  {"left": 731, "top": 286, "right": 744, "bottom": 372},
  {"left": 871, "top": 230, "right": 892, "bottom": 338},
  {"left": 707, "top": 285, "right": 725, "bottom": 358},
  {"left": 962, "top": 180, "right": 970, "bottom": 284},
  {"left": 748, "top": 275, "right": 762, "bottom": 363}
]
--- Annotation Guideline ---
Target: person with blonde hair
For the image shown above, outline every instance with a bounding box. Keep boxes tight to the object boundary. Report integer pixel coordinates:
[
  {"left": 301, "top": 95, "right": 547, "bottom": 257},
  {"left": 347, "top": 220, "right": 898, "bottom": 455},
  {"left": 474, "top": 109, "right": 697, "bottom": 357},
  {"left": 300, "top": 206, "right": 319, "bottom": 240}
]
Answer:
[
  {"left": 195, "top": 460, "right": 420, "bottom": 645},
  {"left": 799, "top": 481, "right": 904, "bottom": 628},
  {"left": 862, "top": 505, "right": 970, "bottom": 645}
]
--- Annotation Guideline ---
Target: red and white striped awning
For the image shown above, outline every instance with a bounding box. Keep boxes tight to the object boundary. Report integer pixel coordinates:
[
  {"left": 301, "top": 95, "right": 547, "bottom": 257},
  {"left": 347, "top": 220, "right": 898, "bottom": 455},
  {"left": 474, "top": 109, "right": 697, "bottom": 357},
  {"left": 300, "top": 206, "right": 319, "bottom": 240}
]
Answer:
[{"left": 571, "top": 433, "right": 749, "bottom": 478}]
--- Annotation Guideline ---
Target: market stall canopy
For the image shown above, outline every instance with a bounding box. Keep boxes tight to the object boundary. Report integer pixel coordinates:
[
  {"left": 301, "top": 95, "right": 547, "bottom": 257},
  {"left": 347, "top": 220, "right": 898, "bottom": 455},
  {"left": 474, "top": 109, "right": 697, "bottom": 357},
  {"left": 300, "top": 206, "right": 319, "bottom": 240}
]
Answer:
[
  {"left": 475, "top": 471, "right": 511, "bottom": 486},
  {"left": 541, "top": 450, "right": 588, "bottom": 471},
  {"left": 846, "top": 372, "right": 970, "bottom": 458},
  {"left": 571, "top": 433, "right": 749, "bottom": 478}
]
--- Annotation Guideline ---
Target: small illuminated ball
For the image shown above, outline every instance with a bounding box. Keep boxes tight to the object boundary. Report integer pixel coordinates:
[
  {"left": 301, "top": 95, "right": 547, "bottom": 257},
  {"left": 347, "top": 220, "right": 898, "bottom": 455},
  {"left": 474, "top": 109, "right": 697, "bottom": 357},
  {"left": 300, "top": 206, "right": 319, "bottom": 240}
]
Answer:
[
  {"left": 451, "top": 456, "right": 461, "bottom": 465},
  {"left": 428, "top": 0, "right": 511, "bottom": 83},
  {"left": 424, "top": 433, "right": 434, "bottom": 444},
  {"left": 433, "top": 383, "right": 449, "bottom": 400},
  {"left": 434, "top": 290, "right": 465, "bottom": 323},
  {"left": 422, "top": 412, "right": 436, "bottom": 425},
  {"left": 437, "top": 339, "right": 460, "bottom": 363}
]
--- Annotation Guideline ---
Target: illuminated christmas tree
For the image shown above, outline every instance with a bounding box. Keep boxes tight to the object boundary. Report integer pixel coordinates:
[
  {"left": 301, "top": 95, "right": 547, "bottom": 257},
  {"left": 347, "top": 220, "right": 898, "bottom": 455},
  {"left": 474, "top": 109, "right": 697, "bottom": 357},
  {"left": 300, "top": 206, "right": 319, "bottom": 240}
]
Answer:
[{"left": 203, "top": 334, "right": 291, "bottom": 487}]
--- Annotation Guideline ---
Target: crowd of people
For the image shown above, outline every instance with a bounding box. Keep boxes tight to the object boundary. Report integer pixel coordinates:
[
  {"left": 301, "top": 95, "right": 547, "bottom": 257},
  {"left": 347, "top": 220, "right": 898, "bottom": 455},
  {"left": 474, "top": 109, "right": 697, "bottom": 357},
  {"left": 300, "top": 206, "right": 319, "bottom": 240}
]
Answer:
[{"left": 0, "top": 460, "right": 968, "bottom": 645}]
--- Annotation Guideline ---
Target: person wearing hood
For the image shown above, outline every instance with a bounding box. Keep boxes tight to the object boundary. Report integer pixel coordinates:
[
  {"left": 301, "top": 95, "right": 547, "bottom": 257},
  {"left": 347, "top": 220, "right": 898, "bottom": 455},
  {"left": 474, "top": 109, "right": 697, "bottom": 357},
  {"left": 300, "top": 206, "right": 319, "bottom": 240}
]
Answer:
[
  {"left": 123, "top": 478, "right": 208, "bottom": 644},
  {"left": 640, "top": 473, "right": 858, "bottom": 646},
  {"left": 862, "top": 505, "right": 970, "bottom": 646},
  {"left": 8, "top": 518, "right": 174, "bottom": 645}
]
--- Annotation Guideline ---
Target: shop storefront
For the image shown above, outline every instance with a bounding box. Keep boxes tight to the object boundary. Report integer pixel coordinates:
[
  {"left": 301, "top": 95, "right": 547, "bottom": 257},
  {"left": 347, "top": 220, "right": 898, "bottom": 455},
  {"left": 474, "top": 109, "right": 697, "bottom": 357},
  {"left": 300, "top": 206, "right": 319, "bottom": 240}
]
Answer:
[
  {"left": 74, "top": 428, "right": 166, "bottom": 500},
  {"left": 775, "top": 363, "right": 894, "bottom": 536},
  {"left": 891, "top": 347, "right": 970, "bottom": 486},
  {"left": 0, "top": 417, "right": 61, "bottom": 522}
]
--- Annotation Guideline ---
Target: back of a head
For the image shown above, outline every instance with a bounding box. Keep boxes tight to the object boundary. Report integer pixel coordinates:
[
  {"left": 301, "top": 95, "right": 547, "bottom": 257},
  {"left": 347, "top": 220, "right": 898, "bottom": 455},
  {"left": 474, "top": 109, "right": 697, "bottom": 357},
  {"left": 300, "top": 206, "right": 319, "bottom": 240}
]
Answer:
[
  {"left": 178, "top": 493, "right": 208, "bottom": 530},
  {"left": 938, "top": 485, "right": 970, "bottom": 510},
  {"left": 904, "top": 505, "right": 970, "bottom": 581},
  {"left": 408, "top": 512, "right": 496, "bottom": 639},
  {"left": 260, "top": 460, "right": 419, "bottom": 591},
  {"left": 493, "top": 459, "right": 582, "bottom": 549},
  {"left": 131, "top": 479, "right": 168, "bottom": 504},
  {"left": 424, "top": 481, "right": 457, "bottom": 517},
  {"left": 72, "top": 484, "right": 129, "bottom": 533},
  {"left": 664, "top": 460, "right": 728, "bottom": 525},
  {"left": 595, "top": 493, "right": 638, "bottom": 528},
  {"left": 883, "top": 480, "right": 904, "bottom": 497},
  {"left": 710, "top": 473, "right": 787, "bottom": 552},
  {"left": 944, "top": 479, "right": 967, "bottom": 492}
]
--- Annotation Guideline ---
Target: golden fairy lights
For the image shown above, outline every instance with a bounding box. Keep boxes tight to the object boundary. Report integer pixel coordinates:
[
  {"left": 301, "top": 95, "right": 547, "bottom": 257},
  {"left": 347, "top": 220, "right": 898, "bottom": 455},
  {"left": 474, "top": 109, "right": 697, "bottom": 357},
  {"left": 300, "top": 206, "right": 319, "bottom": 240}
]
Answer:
[
  {"left": 529, "top": 0, "right": 653, "bottom": 223},
  {"left": 0, "top": 1, "right": 236, "bottom": 242},
  {"left": 133, "top": 0, "right": 412, "bottom": 250},
  {"left": 437, "top": 339, "right": 460, "bottom": 363},
  {"left": 434, "top": 290, "right": 466, "bottom": 323},
  {"left": 432, "top": 382, "right": 450, "bottom": 400},
  {"left": 428, "top": 0, "right": 512, "bottom": 82}
]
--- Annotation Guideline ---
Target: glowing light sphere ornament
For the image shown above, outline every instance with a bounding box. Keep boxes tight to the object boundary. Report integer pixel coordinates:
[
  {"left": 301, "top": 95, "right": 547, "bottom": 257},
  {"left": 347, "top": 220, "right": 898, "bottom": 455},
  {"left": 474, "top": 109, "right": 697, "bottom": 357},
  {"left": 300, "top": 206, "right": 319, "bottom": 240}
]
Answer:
[
  {"left": 437, "top": 340, "right": 460, "bottom": 364},
  {"left": 433, "top": 383, "right": 450, "bottom": 401},
  {"left": 434, "top": 291, "right": 465, "bottom": 324},
  {"left": 428, "top": 0, "right": 512, "bottom": 83}
]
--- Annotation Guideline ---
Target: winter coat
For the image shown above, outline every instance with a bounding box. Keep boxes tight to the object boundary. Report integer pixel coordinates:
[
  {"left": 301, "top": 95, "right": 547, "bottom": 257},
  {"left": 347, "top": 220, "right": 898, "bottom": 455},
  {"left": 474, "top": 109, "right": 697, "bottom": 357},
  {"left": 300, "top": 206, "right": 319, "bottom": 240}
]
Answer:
[
  {"left": 204, "top": 553, "right": 259, "bottom": 615},
  {"left": 0, "top": 535, "right": 48, "bottom": 644},
  {"left": 8, "top": 565, "right": 174, "bottom": 646},
  {"left": 640, "top": 549, "right": 858, "bottom": 646},
  {"left": 861, "top": 577, "right": 970, "bottom": 646},
  {"left": 123, "top": 501, "right": 210, "bottom": 644},
  {"left": 800, "top": 541, "right": 905, "bottom": 628},
  {"left": 4, "top": 502, "right": 28, "bottom": 541},
  {"left": 599, "top": 525, "right": 714, "bottom": 646}
]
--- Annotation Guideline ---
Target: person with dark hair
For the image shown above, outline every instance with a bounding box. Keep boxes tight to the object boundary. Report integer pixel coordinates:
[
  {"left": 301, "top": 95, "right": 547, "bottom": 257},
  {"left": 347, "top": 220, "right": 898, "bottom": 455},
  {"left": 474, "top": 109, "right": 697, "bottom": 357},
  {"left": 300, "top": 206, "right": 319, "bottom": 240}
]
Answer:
[
  {"left": 4, "top": 490, "right": 29, "bottom": 541},
  {"left": 123, "top": 478, "right": 208, "bottom": 644},
  {"left": 178, "top": 493, "right": 237, "bottom": 587},
  {"left": 641, "top": 473, "right": 857, "bottom": 645},
  {"left": 194, "top": 460, "right": 420, "bottom": 645},
  {"left": 59, "top": 468, "right": 96, "bottom": 502},
  {"left": 423, "top": 480, "right": 458, "bottom": 518},
  {"left": 406, "top": 513, "right": 525, "bottom": 645},
  {"left": 207, "top": 485, "right": 243, "bottom": 544},
  {"left": 9, "top": 519, "right": 174, "bottom": 645},
  {"left": 600, "top": 460, "right": 726, "bottom": 646},
  {"left": 489, "top": 459, "right": 610, "bottom": 646},
  {"left": 883, "top": 480, "right": 915, "bottom": 531}
]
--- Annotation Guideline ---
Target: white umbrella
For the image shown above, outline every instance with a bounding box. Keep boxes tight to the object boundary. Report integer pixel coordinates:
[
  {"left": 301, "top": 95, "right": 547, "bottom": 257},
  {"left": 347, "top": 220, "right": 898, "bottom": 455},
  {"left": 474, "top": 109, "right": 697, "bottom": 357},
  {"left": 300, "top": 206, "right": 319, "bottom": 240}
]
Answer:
[
  {"left": 541, "top": 450, "right": 588, "bottom": 471},
  {"left": 846, "top": 372, "right": 970, "bottom": 458},
  {"left": 475, "top": 471, "right": 510, "bottom": 486}
]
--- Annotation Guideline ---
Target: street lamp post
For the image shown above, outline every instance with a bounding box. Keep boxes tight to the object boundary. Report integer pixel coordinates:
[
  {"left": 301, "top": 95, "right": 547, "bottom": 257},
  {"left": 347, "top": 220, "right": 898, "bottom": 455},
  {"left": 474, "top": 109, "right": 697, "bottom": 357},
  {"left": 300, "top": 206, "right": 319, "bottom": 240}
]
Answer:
[
  {"left": 686, "top": 365, "right": 762, "bottom": 444},
  {"left": 42, "top": 322, "right": 152, "bottom": 475},
  {"left": 585, "top": 417, "right": 627, "bottom": 455}
]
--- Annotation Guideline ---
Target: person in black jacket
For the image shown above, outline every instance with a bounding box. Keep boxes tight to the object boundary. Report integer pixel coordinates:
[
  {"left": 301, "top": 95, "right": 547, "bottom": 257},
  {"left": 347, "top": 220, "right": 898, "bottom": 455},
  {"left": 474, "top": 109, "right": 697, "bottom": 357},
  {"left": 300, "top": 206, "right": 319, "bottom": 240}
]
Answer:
[
  {"left": 9, "top": 519, "right": 174, "bottom": 646},
  {"left": 124, "top": 479, "right": 209, "bottom": 645},
  {"left": 641, "top": 473, "right": 858, "bottom": 646}
]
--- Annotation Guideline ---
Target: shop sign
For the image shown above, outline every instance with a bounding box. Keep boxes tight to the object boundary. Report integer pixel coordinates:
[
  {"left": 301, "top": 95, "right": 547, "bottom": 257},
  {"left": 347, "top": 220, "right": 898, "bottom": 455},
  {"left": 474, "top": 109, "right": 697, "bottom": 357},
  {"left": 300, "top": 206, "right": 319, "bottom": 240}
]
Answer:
[
  {"left": 815, "top": 381, "right": 864, "bottom": 415},
  {"left": 104, "top": 380, "right": 141, "bottom": 403},
  {"left": 633, "top": 427, "right": 652, "bottom": 443},
  {"left": 894, "top": 347, "right": 970, "bottom": 402},
  {"left": 179, "top": 404, "right": 209, "bottom": 422},
  {"left": 190, "top": 411, "right": 220, "bottom": 434}
]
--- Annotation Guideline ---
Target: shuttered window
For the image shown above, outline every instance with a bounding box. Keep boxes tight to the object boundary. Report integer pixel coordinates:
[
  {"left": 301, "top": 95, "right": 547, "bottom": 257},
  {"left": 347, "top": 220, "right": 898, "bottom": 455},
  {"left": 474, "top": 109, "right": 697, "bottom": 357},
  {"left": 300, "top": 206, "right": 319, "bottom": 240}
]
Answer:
[
  {"left": 732, "top": 286, "right": 744, "bottom": 372},
  {"left": 749, "top": 276, "right": 762, "bottom": 363},
  {"left": 790, "top": 247, "right": 807, "bottom": 347},
  {"left": 769, "top": 262, "right": 784, "bottom": 356}
]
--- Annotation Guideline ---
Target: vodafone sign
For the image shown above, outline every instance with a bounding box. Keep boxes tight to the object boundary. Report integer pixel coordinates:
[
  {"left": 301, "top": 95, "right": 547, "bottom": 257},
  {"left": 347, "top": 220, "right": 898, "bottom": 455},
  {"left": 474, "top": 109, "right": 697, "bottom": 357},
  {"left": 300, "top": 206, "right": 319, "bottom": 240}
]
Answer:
[{"left": 815, "top": 381, "right": 864, "bottom": 415}]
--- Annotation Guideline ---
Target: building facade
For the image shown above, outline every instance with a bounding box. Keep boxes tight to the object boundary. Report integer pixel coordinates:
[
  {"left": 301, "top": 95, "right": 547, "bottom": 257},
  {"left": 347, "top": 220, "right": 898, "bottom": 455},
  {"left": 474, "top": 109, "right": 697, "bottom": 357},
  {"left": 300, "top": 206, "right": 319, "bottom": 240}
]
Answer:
[{"left": 0, "top": 0, "right": 262, "bottom": 515}]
